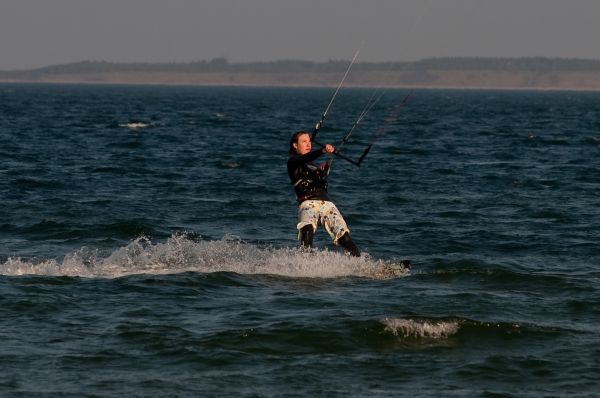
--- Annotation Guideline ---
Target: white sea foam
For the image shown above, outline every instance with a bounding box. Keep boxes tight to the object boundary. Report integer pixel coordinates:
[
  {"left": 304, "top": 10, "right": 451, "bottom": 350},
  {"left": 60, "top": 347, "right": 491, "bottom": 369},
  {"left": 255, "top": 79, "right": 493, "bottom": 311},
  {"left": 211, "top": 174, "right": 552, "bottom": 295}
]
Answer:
[
  {"left": 220, "top": 161, "right": 241, "bottom": 168},
  {"left": 119, "top": 122, "right": 151, "bottom": 130},
  {"left": 382, "top": 317, "right": 461, "bottom": 339},
  {"left": 0, "top": 234, "right": 409, "bottom": 279}
]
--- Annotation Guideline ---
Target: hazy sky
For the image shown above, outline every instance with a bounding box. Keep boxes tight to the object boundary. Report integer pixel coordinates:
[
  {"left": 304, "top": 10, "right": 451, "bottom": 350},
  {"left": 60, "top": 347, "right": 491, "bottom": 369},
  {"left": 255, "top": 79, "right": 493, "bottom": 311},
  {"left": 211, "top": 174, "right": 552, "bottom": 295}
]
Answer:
[{"left": 2, "top": 0, "right": 600, "bottom": 70}]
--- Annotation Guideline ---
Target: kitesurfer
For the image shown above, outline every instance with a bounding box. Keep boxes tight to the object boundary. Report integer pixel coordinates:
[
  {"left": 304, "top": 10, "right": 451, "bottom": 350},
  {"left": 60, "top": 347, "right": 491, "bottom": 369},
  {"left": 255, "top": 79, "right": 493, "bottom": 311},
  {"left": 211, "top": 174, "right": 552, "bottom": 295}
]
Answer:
[{"left": 287, "top": 130, "right": 360, "bottom": 256}]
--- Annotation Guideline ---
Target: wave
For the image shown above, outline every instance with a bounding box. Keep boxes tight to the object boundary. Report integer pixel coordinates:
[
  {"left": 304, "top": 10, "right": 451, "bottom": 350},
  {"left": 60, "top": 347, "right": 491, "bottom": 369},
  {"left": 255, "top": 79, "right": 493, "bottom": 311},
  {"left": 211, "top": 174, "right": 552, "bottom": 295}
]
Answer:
[
  {"left": 382, "top": 317, "right": 461, "bottom": 339},
  {"left": 0, "top": 234, "right": 409, "bottom": 280},
  {"left": 380, "top": 316, "right": 565, "bottom": 342},
  {"left": 420, "top": 258, "right": 597, "bottom": 294},
  {"left": 119, "top": 122, "right": 152, "bottom": 130},
  {"left": 584, "top": 136, "right": 600, "bottom": 145}
]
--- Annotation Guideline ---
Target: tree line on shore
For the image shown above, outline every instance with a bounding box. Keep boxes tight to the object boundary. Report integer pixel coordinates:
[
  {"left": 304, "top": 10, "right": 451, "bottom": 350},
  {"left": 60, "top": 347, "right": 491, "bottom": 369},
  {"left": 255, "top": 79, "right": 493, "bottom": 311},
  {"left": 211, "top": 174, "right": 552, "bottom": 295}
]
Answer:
[{"left": 3, "top": 57, "right": 600, "bottom": 78}]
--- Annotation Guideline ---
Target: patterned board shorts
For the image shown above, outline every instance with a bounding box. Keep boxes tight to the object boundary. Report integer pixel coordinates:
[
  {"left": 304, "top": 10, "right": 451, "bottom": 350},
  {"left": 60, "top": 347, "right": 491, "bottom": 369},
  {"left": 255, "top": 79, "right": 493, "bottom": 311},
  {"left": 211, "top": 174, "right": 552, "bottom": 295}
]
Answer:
[{"left": 297, "top": 200, "right": 350, "bottom": 244}]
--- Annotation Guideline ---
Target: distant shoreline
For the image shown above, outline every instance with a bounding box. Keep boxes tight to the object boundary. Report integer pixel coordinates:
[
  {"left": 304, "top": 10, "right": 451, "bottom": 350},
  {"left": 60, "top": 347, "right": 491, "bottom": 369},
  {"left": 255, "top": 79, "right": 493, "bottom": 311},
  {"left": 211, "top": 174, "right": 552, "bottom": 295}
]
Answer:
[
  {"left": 3, "top": 57, "right": 600, "bottom": 91},
  {"left": 4, "top": 79, "right": 600, "bottom": 93}
]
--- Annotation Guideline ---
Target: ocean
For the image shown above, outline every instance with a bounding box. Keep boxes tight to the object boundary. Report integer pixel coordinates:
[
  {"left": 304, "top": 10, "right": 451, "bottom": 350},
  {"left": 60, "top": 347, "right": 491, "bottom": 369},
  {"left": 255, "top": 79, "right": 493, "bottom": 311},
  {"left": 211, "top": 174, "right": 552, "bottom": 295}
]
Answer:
[{"left": 1, "top": 83, "right": 599, "bottom": 397}]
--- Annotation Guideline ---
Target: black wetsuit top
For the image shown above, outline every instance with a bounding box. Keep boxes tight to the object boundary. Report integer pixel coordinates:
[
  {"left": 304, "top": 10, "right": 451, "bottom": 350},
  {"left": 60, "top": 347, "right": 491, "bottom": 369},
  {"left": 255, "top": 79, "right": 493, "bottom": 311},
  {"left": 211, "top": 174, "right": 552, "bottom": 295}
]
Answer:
[{"left": 287, "top": 149, "right": 331, "bottom": 203}]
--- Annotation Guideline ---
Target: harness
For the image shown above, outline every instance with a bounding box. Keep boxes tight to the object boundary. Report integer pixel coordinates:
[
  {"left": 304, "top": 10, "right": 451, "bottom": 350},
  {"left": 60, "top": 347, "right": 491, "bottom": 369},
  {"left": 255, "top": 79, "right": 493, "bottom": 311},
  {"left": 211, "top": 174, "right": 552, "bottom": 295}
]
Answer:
[{"left": 291, "top": 162, "right": 329, "bottom": 203}]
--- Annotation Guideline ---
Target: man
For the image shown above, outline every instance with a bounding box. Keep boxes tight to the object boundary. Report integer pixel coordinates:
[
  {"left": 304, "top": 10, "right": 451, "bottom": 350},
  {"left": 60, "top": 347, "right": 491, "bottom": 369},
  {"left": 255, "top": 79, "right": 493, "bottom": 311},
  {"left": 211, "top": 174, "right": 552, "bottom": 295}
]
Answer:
[{"left": 287, "top": 130, "right": 360, "bottom": 256}]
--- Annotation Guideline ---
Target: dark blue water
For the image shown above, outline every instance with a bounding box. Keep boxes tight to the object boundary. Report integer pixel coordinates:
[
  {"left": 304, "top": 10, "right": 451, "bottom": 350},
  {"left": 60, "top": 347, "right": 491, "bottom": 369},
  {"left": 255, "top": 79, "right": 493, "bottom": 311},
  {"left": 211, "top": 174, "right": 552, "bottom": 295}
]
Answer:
[{"left": 1, "top": 83, "right": 599, "bottom": 397}]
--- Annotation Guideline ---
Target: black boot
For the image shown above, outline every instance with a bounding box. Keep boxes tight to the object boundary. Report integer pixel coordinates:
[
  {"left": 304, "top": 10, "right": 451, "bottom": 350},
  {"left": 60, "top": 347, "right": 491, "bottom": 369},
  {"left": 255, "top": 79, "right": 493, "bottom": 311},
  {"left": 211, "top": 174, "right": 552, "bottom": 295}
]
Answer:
[
  {"left": 299, "top": 225, "right": 314, "bottom": 249},
  {"left": 338, "top": 232, "right": 360, "bottom": 257}
]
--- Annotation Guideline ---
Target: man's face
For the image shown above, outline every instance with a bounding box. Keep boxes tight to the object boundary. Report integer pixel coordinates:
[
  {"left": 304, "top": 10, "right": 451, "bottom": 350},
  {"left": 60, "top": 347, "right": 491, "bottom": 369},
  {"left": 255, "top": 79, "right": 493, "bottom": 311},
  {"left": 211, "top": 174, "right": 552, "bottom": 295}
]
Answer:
[{"left": 294, "top": 134, "right": 312, "bottom": 155}]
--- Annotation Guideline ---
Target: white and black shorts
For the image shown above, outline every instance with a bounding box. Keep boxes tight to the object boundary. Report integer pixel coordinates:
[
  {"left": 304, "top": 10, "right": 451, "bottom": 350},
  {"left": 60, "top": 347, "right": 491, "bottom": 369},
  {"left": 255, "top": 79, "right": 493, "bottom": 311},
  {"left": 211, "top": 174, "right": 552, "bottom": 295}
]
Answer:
[{"left": 296, "top": 200, "right": 350, "bottom": 244}]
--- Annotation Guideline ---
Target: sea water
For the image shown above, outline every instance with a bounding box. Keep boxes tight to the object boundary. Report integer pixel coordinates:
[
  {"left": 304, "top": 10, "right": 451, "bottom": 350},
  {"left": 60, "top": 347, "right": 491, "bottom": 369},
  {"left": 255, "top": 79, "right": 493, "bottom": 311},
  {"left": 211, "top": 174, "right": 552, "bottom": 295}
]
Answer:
[{"left": 1, "top": 84, "right": 599, "bottom": 396}]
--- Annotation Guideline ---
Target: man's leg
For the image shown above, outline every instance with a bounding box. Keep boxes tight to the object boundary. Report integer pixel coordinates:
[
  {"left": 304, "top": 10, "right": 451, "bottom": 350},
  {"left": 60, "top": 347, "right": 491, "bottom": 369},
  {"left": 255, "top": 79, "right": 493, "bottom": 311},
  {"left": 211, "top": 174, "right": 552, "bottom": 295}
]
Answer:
[
  {"left": 337, "top": 232, "right": 360, "bottom": 257},
  {"left": 299, "top": 224, "right": 315, "bottom": 248}
]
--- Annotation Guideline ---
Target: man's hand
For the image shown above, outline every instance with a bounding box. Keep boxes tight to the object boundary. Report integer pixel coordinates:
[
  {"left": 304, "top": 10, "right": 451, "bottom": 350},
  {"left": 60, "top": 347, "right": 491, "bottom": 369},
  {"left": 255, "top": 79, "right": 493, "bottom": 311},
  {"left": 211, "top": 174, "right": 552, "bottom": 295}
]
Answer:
[{"left": 322, "top": 144, "right": 335, "bottom": 154}]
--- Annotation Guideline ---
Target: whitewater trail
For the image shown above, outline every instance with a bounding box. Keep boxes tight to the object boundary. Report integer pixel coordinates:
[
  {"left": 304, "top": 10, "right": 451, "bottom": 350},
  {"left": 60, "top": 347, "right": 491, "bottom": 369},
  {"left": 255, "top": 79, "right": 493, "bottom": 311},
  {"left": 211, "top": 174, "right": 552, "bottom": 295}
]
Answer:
[{"left": 0, "top": 234, "right": 410, "bottom": 280}]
